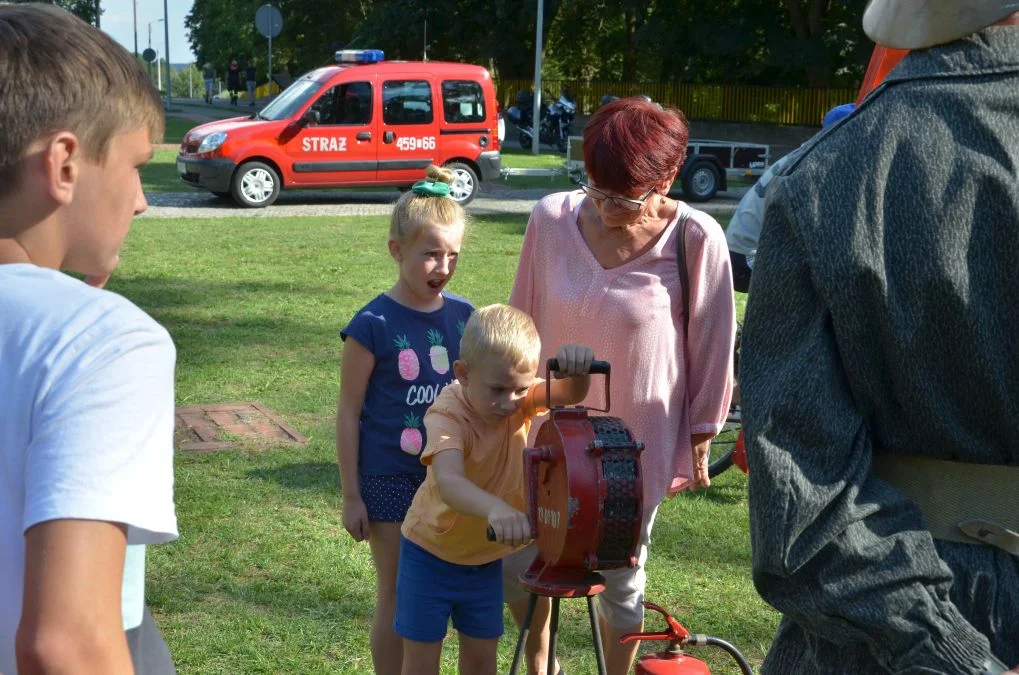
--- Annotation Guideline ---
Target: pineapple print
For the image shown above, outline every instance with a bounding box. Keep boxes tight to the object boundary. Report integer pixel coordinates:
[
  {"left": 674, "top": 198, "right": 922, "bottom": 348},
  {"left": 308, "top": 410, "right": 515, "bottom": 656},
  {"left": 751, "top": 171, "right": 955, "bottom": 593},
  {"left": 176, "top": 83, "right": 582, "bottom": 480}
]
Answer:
[
  {"left": 394, "top": 335, "right": 420, "bottom": 381},
  {"left": 427, "top": 329, "right": 450, "bottom": 374},
  {"left": 400, "top": 413, "right": 423, "bottom": 455}
]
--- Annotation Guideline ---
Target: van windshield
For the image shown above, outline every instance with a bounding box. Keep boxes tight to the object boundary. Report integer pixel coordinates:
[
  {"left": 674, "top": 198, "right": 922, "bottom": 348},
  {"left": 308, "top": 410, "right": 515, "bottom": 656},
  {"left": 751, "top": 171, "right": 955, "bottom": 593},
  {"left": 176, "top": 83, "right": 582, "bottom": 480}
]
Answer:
[{"left": 259, "top": 79, "right": 321, "bottom": 121}]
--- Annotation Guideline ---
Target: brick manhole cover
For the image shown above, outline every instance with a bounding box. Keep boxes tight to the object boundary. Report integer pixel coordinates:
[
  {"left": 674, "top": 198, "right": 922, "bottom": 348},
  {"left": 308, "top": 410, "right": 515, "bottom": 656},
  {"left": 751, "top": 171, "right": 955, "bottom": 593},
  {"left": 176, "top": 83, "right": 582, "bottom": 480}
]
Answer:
[{"left": 174, "top": 402, "right": 308, "bottom": 452}]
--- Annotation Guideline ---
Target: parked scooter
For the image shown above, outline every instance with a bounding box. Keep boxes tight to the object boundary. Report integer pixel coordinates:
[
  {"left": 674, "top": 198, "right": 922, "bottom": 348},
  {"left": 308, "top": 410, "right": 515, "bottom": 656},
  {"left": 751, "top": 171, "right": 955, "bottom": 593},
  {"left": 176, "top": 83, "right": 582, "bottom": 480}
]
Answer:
[{"left": 506, "top": 90, "right": 577, "bottom": 153}]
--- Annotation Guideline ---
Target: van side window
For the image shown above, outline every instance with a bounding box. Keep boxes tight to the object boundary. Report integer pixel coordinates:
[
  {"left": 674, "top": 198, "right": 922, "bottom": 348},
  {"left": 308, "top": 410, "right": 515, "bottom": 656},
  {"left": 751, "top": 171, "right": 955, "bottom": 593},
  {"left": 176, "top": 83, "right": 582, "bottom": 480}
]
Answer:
[
  {"left": 309, "top": 81, "right": 372, "bottom": 126},
  {"left": 383, "top": 80, "right": 433, "bottom": 125},
  {"left": 441, "top": 80, "right": 486, "bottom": 124}
]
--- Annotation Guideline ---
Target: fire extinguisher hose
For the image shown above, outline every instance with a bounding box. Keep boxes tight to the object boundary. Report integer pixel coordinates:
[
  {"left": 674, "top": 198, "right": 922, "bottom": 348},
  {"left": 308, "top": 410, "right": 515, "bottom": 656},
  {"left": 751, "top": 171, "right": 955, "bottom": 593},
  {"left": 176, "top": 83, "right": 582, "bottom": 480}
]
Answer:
[{"left": 693, "top": 636, "right": 754, "bottom": 675}]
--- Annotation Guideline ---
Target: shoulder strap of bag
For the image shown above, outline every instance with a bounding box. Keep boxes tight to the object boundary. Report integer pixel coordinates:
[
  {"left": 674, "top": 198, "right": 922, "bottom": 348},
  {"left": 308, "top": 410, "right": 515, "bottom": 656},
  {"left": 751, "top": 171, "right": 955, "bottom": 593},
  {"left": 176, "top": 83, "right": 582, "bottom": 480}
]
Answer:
[{"left": 676, "top": 209, "right": 690, "bottom": 335}]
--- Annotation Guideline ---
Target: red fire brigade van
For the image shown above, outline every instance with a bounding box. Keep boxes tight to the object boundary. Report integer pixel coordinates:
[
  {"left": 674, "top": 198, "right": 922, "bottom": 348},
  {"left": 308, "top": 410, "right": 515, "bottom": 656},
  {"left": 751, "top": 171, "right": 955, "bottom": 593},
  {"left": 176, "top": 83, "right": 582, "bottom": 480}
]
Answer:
[{"left": 177, "top": 50, "right": 502, "bottom": 207}]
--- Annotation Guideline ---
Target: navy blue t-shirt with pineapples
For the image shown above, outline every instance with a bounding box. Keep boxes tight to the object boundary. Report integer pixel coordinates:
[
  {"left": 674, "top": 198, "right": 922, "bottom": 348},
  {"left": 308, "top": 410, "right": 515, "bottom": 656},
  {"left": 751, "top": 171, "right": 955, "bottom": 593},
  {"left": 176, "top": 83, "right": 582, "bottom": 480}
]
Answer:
[{"left": 341, "top": 292, "right": 474, "bottom": 476}]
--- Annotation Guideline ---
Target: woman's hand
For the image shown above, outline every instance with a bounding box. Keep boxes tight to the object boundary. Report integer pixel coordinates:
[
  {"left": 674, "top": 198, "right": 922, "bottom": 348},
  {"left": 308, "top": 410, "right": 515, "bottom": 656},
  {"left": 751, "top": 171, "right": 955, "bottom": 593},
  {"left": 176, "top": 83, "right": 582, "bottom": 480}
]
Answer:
[
  {"left": 689, "top": 432, "right": 714, "bottom": 491},
  {"left": 342, "top": 496, "right": 370, "bottom": 542}
]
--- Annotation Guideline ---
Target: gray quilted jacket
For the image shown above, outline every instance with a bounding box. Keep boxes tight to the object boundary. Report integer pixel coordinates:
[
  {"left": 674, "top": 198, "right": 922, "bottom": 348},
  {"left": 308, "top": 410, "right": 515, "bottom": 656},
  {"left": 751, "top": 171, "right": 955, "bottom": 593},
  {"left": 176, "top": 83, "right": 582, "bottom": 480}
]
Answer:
[{"left": 742, "top": 27, "right": 1019, "bottom": 674}]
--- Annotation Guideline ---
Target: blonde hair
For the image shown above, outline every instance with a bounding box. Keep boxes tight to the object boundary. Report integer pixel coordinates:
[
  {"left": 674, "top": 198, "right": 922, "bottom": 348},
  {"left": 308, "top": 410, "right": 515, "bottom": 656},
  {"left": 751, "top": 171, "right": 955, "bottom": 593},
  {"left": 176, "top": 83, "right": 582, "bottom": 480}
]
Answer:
[
  {"left": 0, "top": 4, "right": 164, "bottom": 201},
  {"left": 389, "top": 165, "right": 468, "bottom": 245},
  {"left": 459, "top": 304, "right": 541, "bottom": 370}
]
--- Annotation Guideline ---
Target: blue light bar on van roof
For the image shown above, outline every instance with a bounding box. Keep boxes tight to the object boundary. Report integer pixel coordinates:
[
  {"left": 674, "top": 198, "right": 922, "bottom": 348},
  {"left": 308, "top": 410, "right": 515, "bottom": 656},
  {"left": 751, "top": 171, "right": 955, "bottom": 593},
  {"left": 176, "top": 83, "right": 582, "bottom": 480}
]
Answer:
[{"left": 335, "top": 49, "right": 385, "bottom": 64}]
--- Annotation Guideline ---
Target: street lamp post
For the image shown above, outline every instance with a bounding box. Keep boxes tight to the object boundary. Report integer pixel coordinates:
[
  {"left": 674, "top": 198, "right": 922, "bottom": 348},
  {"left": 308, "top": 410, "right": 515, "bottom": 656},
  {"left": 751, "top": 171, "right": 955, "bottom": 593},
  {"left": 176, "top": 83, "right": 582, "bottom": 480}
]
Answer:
[
  {"left": 148, "top": 18, "right": 163, "bottom": 86},
  {"left": 531, "top": 0, "right": 544, "bottom": 155},
  {"left": 132, "top": 0, "right": 137, "bottom": 56},
  {"left": 162, "top": 0, "right": 171, "bottom": 109}
]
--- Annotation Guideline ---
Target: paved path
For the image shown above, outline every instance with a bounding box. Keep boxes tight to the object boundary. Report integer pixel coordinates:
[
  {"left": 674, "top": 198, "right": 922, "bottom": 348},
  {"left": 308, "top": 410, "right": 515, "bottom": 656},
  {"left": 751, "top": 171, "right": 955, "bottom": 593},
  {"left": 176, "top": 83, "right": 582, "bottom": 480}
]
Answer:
[{"left": 140, "top": 186, "right": 746, "bottom": 219}]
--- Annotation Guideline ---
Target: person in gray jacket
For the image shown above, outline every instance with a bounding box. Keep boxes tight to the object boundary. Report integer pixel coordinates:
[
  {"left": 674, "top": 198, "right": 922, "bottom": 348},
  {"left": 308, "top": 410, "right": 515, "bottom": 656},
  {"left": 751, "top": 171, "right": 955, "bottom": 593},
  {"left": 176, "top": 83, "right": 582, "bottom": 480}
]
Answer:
[{"left": 741, "top": 1, "right": 1019, "bottom": 673}]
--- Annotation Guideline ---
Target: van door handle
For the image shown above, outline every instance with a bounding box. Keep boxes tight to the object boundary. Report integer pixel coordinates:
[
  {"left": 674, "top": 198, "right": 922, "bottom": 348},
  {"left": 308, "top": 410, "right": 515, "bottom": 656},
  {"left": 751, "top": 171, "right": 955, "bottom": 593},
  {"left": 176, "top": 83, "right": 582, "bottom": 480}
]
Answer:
[
  {"left": 356, "top": 132, "right": 371, "bottom": 141},
  {"left": 383, "top": 131, "right": 395, "bottom": 144}
]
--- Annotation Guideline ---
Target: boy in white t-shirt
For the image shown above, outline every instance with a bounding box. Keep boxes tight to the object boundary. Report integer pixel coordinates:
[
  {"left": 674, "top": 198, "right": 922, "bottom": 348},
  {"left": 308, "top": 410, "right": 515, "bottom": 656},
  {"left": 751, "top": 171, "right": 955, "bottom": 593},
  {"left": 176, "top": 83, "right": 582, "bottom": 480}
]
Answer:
[{"left": 0, "top": 5, "right": 178, "bottom": 674}]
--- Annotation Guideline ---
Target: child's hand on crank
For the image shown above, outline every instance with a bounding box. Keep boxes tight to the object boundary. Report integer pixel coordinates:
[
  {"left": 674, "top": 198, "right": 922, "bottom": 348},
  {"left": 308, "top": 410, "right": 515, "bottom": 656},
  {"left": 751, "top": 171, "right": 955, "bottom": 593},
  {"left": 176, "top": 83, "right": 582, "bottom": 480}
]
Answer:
[
  {"left": 487, "top": 502, "right": 532, "bottom": 546},
  {"left": 553, "top": 343, "right": 595, "bottom": 378}
]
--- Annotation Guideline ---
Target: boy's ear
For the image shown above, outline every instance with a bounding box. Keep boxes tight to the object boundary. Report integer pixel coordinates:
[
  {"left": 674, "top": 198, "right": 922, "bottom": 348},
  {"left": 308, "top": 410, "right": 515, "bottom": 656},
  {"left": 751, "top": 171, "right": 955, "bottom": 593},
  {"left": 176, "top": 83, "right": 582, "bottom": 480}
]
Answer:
[
  {"left": 453, "top": 360, "right": 469, "bottom": 386},
  {"left": 387, "top": 238, "right": 402, "bottom": 262},
  {"left": 42, "top": 132, "right": 82, "bottom": 207}
]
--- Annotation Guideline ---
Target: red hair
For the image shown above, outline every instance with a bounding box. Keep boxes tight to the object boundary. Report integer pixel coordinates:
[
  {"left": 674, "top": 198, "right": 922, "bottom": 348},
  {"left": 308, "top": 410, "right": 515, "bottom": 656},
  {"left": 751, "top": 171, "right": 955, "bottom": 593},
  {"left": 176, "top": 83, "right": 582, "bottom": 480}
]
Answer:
[{"left": 583, "top": 97, "right": 689, "bottom": 195}]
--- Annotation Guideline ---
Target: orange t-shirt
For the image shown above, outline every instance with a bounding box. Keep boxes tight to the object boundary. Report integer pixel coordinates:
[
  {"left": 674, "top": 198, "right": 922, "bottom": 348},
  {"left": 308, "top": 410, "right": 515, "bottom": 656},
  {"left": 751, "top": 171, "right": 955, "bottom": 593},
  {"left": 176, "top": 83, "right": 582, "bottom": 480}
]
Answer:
[{"left": 401, "top": 379, "right": 546, "bottom": 565}]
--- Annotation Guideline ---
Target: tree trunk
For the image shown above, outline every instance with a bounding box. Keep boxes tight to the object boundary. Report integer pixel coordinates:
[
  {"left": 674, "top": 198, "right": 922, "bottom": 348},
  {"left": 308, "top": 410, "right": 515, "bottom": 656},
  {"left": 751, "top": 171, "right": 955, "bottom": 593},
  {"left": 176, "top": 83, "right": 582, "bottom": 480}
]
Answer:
[
  {"left": 784, "top": 0, "right": 832, "bottom": 87},
  {"left": 622, "top": 8, "right": 637, "bottom": 81}
]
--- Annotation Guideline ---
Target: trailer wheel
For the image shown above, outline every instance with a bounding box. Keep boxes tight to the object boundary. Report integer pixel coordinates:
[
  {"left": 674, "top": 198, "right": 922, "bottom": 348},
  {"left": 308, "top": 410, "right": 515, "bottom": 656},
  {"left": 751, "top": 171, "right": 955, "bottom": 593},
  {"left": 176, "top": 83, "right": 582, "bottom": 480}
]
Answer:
[{"left": 682, "top": 161, "right": 720, "bottom": 202}]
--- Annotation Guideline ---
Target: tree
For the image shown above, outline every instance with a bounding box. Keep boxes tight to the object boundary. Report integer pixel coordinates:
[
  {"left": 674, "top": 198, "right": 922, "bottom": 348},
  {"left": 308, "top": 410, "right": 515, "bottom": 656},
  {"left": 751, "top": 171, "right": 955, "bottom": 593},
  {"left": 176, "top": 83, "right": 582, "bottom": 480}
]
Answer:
[
  {"left": 776, "top": 0, "right": 870, "bottom": 87},
  {"left": 171, "top": 63, "right": 204, "bottom": 99},
  {"left": 183, "top": 0, "right": 872, "bottom": 90},
  {"left": 348, "top": 0, "right": 562, "bottom": 79},
  {"left": 186, "top": 0, "right": 368, "bottom": 84},
  {"left": 10, "top": 0, "right": 100, "bottom": 25}
]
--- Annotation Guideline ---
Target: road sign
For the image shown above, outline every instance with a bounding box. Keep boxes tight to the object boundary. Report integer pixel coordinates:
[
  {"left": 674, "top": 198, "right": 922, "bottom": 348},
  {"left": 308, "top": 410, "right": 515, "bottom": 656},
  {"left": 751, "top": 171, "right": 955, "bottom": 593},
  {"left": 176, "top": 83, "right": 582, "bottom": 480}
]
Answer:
[
  {"left": 255, "top": 4, "right": 283, "bottom": 39},
  {"left": 256, "top": 5, "right": 283, "bottom": 102},
  {"left": 142, "top": 47, "right": 157, "bottom": 63}
]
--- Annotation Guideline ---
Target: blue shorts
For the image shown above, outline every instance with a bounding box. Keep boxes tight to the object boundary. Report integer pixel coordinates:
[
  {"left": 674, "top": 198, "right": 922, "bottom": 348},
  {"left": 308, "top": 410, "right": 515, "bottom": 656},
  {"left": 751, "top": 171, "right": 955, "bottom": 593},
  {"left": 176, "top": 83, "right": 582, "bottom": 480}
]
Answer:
[
  {"left": 360, "top": 473, "right": 425, "bottom": 522},
  {"left": 394, "top": 537, "right": 504, "bottom": 642}
]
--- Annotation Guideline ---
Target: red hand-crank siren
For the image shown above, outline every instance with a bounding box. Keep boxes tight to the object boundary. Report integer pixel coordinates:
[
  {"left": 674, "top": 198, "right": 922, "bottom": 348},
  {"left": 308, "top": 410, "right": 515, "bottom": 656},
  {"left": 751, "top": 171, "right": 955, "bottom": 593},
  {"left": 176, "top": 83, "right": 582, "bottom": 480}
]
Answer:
[
  {"left": 504, "top": 358, "right": 645, "bottom": 675},
  {"left": 521, "top": 358, "right": 645, "bottom": 594}
]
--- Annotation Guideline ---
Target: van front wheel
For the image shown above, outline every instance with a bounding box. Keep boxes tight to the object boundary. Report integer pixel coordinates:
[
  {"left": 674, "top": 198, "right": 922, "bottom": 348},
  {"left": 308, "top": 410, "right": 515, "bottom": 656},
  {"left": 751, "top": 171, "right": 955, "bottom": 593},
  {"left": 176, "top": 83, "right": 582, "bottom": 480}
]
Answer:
[
  {"left": 446, "top": 162, "right": 479, "bottom": 205},
  {"left": 232, "top": 161, "right": 280, "bottom": 208}
]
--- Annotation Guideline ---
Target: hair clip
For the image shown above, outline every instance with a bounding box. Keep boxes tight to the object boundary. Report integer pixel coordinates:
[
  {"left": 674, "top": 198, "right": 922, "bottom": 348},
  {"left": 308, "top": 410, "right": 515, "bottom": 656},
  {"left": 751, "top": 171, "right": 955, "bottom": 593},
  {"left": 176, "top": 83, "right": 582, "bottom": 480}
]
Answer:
[{"left": 411, "top": 180, "right": 451, "bottom": 198}]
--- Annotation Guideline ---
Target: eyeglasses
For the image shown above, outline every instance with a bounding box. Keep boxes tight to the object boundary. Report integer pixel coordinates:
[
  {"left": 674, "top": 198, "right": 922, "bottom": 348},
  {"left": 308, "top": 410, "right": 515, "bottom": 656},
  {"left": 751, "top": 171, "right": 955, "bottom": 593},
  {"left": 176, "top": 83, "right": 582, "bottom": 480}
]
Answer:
[{"left": 577, "top": 181, "right": 656, "bottom": 211}]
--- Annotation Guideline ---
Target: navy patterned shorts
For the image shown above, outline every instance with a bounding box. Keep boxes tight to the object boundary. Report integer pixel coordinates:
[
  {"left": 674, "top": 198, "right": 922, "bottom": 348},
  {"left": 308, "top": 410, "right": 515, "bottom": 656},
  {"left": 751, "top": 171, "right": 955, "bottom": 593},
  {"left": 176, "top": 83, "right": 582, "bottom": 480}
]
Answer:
[{"left": 360, "top": 472, "right": 427, "bottom": 522}]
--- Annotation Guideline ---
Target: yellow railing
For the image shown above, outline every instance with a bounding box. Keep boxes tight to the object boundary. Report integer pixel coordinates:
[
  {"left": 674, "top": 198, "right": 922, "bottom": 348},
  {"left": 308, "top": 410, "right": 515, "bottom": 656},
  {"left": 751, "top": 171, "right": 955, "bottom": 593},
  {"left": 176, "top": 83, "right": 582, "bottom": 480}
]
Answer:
[
  {"left": 495, "top": 79, "right": 857, "bottom": 127},
  {"left": 255, "top": 81, "right": 283, "bottom": 99}
]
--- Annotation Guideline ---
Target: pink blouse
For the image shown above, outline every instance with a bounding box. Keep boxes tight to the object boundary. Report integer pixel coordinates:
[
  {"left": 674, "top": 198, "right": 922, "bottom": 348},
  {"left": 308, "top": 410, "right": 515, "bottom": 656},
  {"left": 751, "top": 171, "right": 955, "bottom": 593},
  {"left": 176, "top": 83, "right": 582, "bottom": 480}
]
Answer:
[{"left": 509, "top": 191, "right": 735, "bottom": 505}]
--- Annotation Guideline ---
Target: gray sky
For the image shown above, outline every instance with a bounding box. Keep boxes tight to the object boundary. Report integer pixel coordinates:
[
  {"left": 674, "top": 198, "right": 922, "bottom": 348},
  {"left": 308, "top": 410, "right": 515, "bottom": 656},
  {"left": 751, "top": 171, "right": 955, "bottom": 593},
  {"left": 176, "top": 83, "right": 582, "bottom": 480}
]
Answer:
[{"left": 100, "top": 0, "right": 196, "bottom": 63}]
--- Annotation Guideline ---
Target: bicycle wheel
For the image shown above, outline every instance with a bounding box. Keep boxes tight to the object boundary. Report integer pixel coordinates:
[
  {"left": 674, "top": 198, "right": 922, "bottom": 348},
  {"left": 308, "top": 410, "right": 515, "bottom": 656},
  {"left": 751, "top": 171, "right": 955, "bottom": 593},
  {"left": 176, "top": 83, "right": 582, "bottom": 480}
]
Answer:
[
  {"left": 708, "top": 406, "right": 741, "bottom": 478},
  {"left": 709, "top": 447, "right": 735, "bottom": 478}
]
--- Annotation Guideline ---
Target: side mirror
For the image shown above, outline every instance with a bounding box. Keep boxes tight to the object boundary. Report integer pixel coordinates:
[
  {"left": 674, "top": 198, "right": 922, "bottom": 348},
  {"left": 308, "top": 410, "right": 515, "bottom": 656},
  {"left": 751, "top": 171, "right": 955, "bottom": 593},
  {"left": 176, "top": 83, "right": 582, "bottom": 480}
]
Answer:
[{"left": 301, "top": 109, "right": 320, "bottom": 126}]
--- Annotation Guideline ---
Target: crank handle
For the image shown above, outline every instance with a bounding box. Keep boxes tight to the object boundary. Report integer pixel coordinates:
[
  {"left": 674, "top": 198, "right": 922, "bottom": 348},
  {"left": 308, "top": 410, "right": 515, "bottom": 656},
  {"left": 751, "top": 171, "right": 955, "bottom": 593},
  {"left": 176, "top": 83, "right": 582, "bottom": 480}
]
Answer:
[
  {"left": 545, "top": 358, "right": 612, "bottom": 412},
  {"left": 485, "top": 525, "right": 535, "bottom": 544},
  {"left": 546, "top": 358, "right": 610, "bottom": 377}
]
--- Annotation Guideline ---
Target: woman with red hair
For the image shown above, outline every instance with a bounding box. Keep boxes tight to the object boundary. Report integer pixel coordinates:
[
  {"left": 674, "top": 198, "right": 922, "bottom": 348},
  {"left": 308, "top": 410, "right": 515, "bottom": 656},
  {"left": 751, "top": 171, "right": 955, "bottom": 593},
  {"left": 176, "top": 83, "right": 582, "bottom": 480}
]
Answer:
[{"left": 504, "top": 97, "right": 736, "bottom": 675}]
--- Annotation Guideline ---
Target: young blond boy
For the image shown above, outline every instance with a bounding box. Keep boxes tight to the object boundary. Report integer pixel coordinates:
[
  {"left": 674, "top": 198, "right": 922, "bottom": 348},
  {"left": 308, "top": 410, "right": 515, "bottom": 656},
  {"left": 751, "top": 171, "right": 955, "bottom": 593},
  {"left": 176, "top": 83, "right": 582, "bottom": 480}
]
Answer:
[
  {"left": 395, "top": 304, "right": 595, "bottom": 675},
  {"left": 0, "top": 4, "right": 177, "bottom": 673}
]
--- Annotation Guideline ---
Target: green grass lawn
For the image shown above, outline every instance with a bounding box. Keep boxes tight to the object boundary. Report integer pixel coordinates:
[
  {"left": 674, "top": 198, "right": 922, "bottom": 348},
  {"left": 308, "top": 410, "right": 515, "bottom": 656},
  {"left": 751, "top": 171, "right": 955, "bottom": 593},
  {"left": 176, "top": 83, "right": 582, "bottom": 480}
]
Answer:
[
  {"left": 499, "top": 146, "right": 566, "bottom": 170},
  {"left": 144, "top": 149, "right": 193, "bottom": 194},
  {"left": 164, "top": 116, "right": 199, "bottom": 145},
  {"left": 108, "top": 214, "right": 773, "bottom": 674}
]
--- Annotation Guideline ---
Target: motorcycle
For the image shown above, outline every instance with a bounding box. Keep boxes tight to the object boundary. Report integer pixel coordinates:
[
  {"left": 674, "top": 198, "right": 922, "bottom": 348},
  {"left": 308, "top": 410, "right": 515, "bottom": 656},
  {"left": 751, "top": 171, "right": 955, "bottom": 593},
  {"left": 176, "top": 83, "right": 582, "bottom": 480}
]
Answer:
[{"left": 506, "top": 90, "right": 576, "bottom": 153}]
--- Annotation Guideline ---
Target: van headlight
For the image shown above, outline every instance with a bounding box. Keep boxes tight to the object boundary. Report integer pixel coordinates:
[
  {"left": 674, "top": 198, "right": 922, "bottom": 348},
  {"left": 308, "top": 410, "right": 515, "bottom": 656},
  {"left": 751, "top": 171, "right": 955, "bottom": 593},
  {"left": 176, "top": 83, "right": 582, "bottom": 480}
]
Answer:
[{"left": 197, "top": 131, "right": 227, "bottom": 154}]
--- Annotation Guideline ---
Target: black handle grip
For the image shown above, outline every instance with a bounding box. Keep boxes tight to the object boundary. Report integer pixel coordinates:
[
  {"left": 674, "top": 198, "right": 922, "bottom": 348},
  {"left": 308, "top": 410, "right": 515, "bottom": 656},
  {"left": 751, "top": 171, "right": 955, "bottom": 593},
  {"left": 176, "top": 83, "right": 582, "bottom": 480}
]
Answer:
[
  {"left": 486, "top": 525, "right": 496, "bottom": 542},
  {"left": 546, "top": 358, "right": 610, "bottom": 376}
]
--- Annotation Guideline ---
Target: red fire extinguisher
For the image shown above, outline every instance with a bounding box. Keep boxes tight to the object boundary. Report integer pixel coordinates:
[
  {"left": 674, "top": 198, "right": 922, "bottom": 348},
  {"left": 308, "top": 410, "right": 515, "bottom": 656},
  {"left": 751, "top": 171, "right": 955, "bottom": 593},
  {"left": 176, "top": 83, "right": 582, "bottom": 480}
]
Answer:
[{"left": 621, "top": 602, "right": 754, "bottom": 675}]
